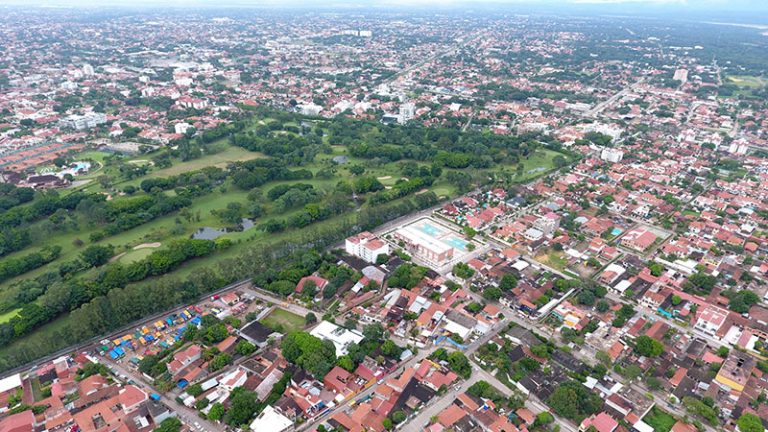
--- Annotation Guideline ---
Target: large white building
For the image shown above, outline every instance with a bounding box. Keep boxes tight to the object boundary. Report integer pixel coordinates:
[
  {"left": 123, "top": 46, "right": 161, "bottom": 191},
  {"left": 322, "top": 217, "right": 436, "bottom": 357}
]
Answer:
[
  {"left": 345, "top": 231, "right": 389, "bottom": 263},
  {"left": 310, "top": 321, "right": 364, "bottom": 356},
  {"left": 82, "top": 63, "right": 95, "bottom": 76},
  {"left": 600, "top": 148, "right": 624, "bottom": 163},
  {"left": 393, "top": 225, "right": 454, "bottom": 267},
  {"left": 250, "top": 406, "right": 293, "bottom": 432},
  {"left": 59, "top": 112, "right": 107, "bottom": 130}
]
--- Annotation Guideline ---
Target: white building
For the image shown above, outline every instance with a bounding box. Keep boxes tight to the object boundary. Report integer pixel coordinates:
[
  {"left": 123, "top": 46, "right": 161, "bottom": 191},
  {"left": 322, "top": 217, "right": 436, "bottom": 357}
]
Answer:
[
  {"left": 82, "top": 63, "right": 95, "bottom": 76},
  {"left": 345, "top": 232, "right": 389, "bottom": 263},
  {"left": 298, "top": 103, "right": 323, "bottom": 116},
  {"left": 399, "top": 102, "right": 416, "bottom": 124},
  {"left": 174, "top": 122, "right": 194, "bottom": 135},
  {"left": 393, "top": 225, "right": 454, "bottom": 267},
  {"left": 600, "top": 148, "right": 624, "bottom": 163},
  {"left": 309, "top": 321, "right": 364, "bottom": 356},
  {"left": 694, "top": 305, "right": 729, "bottom": 336},
  {"left": 250, "top": 406, "right": 293, "bottom": 432},
  {"left": 673, "top": 68, "right": 688, "bottom": 84},
  {"left": 59, "top": 112, "right": 107, "bottom": 130},
  {"left": 728, "top": 142, "right": 748, "bottom": 155},
  {"left": 533, "top": 214, "right": 559, "bottom": 236}
]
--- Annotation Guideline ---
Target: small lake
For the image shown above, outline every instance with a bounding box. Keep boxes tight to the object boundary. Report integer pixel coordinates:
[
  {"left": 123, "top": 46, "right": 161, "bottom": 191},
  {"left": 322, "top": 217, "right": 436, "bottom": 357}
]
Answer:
[{"left": 192, "top": 218, "right": 256, "bottom": 240}]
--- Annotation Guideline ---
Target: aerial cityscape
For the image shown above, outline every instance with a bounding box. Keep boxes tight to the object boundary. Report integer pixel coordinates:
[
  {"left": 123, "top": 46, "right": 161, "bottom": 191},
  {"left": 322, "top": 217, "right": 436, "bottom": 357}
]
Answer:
[{"left": 0, "top": 1, "right": 767, "bottom": 432}]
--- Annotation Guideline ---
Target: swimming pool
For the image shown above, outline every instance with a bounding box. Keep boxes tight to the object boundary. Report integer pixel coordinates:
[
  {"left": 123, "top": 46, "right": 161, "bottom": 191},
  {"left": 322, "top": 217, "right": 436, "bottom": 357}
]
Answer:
[
  {"left": 611, "top": 227, "right": 623, "bottom": 236},
  {"left": 418, "top": 221, "right": 444, "bottom": 237},
  {"left": 444, "top": 235, "right": 468, "bottom": 251}
]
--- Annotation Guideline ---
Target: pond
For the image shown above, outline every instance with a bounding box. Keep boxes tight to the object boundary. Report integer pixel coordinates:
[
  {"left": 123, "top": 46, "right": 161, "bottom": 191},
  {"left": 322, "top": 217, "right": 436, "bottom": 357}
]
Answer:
[{"left": 191, "top": 218, "right": 256, "bottom": 240}]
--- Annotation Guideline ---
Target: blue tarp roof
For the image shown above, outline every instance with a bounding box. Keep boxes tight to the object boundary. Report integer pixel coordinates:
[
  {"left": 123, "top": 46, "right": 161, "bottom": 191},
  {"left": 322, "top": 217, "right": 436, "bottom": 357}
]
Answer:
[{"left": 109, "top": 346, "right": 125, "bottom": 359}]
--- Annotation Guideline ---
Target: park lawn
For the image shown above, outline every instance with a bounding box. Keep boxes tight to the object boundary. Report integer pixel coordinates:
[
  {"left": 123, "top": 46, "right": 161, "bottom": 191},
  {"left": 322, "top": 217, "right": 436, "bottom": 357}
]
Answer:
[
  {"left": 643, "top": 407, "right": 677, "bottom": 432},
  {"left": 261, "top": 308, "right": 305, "bottom": 333},
  {"left": 727, "top": 75, "right": 767, "bottom": 88}
]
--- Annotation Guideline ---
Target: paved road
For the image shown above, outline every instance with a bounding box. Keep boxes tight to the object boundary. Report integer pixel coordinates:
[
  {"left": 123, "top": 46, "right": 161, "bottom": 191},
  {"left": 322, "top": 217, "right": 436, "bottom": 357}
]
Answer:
[
  {"left": 381, "top": 30, "right": 489, "bottom": 87},
  {"left": 584, "top": 78, "right": 645, "bottom": 118}
]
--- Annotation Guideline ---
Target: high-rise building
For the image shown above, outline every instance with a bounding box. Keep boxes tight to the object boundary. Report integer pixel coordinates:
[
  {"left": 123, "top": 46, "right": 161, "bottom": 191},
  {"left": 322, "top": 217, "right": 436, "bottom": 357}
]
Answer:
[{"left": 399, "top": 102, "right": 416, "bottom": 124}]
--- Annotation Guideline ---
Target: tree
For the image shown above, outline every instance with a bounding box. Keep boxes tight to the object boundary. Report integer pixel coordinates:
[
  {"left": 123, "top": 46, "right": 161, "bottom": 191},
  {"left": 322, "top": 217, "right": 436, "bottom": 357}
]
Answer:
[
  {"left": 80, "top": 245, "right": 114, "bottom": 267},
  {"left": 305, "top": 312, "right": 317, "bottom": 325},
  {"left": 362, "top": 323, "right": 385, "bottom": 343},
  {"left": 499, "top": 274, "right": 518, "bottom": 291},
  {"left": 649, "top": 263, "right": 664, "bottom": 277},
  {"left": 483, "top": 286, "right": 503, "bottom": 301},
  {"left": 453, "top": 262, "right": 475, "bottom": 279},
  {"left": 596, "top": 300, "right": 610, "bottom": 313},
  {"left": 225, "top": 388, "right": 259, "bottom": 426},
  {"left": 737, "top": 413, "right": 765, "bottom": 432},
  {"left": 728, "top": 291, "right": 759, "bottom": 314},
  {"left": 153, "top": 418, "right": 182, "bottom": 432},
  {"left": 280, "top": 332, "right": 337, "bottom": 378},
  {"left": 235, "top": 341, "right": 256, "bottom": 356},
  {"left": 535, "top": 412, "right": 555, "bottom": 426},
  {"left": 337, "top": 355, "right": 355, "bottom": 372},
  {"left": 577, "top": 291, "right": 595, "bottom": 306},
  {"left": 546, "top": 381, "right": 603, "bottom": 422},
  {"left": 208, "top": 402, "right": 225, "bottom": 421},
  {"left": 392, "top": 411, "right": 407, "bottom": 424},
  {"left": 634, "top": 335, "right": 664, "bottom": 357},
  {"left": 381, "top": 340, "right": 403, "bottom": 359},
  {"left": 530, "top": 344, "right": 550, "bottom": 359},
  {"left": 447, "top": 351, "right": 472, "bottom": 378}
]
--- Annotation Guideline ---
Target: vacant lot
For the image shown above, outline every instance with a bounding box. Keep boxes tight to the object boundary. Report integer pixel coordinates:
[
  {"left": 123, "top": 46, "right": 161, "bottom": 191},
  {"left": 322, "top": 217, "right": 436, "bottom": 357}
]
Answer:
[
  {"left": 261, "top": 308, "right": 305, "bottom": 333},
  {"left": 643, "top": 407, "right": 677, "bottom": 432}
]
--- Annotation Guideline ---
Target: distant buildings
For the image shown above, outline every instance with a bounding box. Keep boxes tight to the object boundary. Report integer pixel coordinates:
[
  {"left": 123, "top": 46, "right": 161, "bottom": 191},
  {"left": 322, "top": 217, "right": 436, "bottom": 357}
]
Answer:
[
  {"left": 59, "top": 112, "right": 107, "bottom": 130},
  {"left": 345, "top": 232, "right": 389, "bottom": 263}
]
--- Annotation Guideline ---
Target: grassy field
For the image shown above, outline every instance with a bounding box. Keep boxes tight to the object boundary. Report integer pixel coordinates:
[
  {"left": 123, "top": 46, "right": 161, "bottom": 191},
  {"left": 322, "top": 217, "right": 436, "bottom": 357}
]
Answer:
[
  {"left": 0, "top": 309, "right": 21, "bottom": 324},
  {"left": 118, "top": 247, "right": 156, "bottom": 264},
  {"left": 142, "top": 145, "right": 265, "bottom": 178},
  {"left": 261, "top": 308, "right": 305, "bottom": 333},
  {"left": 643, "top": 407, "right": 677, "bottom": 432},
  {"left": 727, "top": 75, "right": 767, "bottom": 88},
  {"left": 536, "top": 250, "right": 569, "bottom": 271}
]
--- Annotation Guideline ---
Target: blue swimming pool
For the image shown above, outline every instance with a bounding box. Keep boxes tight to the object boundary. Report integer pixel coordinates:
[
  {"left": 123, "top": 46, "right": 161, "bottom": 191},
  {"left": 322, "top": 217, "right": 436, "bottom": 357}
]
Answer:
[
  {"left": 611, "top": 227, "right": 623, "bottom": 236},
  {"left": 418, "top": 222, "right": 444, "bottom": 237},
  {"left": 444, "top": 236, "right": 468, "bottom": 251}
]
